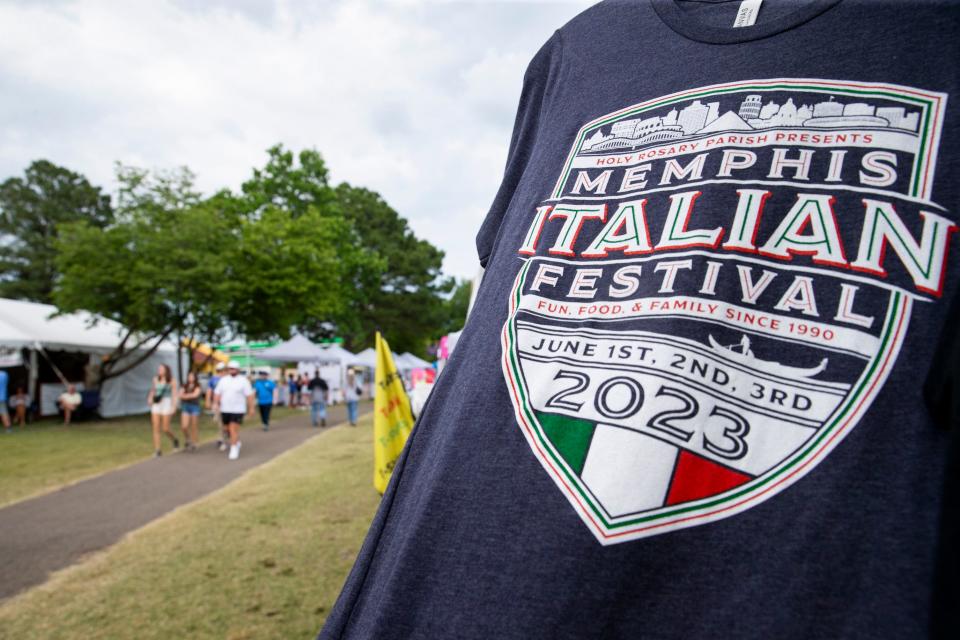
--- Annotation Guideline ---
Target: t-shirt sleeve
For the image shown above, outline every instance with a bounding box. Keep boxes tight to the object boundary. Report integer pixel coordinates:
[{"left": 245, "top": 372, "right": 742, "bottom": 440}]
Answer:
[
  {"left": 475, "top": 31, "right": 564, "bottom": 268},
  {"left": 925, "top": 290, "right": 960, "bottom": 429},
  {"left": 244, "top": 379, "right": 254, "bottom": 396}
]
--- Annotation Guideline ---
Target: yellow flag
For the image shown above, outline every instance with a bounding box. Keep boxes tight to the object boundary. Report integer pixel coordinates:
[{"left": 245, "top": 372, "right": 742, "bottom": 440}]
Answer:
[{"left": 373, "top": 332, "right": 414, "bottom": 493}]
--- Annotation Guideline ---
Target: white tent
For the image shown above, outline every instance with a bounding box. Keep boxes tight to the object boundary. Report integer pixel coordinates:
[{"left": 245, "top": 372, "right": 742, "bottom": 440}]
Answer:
[
  {"left": 400, "top": 352, "right": 432, "bottom": 369},
  {"left": 353, "top": 347, "right": 376, "bottom": 368},
  {"left": 269, "top": 340, "right": 357, "bottom": 402},
  {"left": 258, "top": 334, "right": 329, "bottom": 362},
  {"left": 0, "top": 298, "right": 181, "bottom": 418},
  {"left": 316, "top": 343, "right": 358, "bottom": 366}
]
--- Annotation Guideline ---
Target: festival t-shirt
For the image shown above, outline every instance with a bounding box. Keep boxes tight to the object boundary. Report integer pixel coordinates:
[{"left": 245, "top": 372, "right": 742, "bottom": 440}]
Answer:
[
  {"left": 215, "top": 374, "right": 253, "bottom": 414},
  {"left": 253, "top": 378, "right": 276, "bottom": 405},
  {"left": 320, "top": 2, "right": 960, "bottom": 638},
  {"left": 0, "top": 370, "right": 8, "bottom": 403}
]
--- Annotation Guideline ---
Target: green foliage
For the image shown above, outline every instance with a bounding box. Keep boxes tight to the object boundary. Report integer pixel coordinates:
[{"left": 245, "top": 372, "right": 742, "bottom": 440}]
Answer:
[
  {"left": 331, "top": 183, "right": 452, "bottom": 355},
  {"left": 0, "top": 160, "right": 113, "bottom": 303},
  {"left": 25, "top": 143, "right": 462, "bottom": 372},
  {"left": 228, "top": 206, "right": 373, "bottom": 340},
  {"left": 440, "top": 277, "right": 472, "bottom": 335},
  {"left": 235, "top": 145, "right": 455, "bottom": 356},
  {"left": 114, "top": 164, "right": 202, "bottom": 215},
  {"left": 56, "top": 166, "right": 232, "bottom": 382},
  {"left": 54, "top": 159, "right": 387, "bottom": 381},
  {"left": 240, "top": 145, "right": 338, "bottom": 218},
  {"left": 0, "top": 414, "right": 379, "bottom": 640}
]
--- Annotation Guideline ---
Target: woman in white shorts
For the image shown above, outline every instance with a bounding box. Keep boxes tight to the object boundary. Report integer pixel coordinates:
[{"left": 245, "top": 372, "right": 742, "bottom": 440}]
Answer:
[{"left": 148, "top": 364, "right": 180, "bottom": 457}]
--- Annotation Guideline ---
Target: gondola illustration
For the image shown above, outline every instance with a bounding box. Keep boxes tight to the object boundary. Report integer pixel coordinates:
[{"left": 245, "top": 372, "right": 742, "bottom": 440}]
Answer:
[{"left": 707, "top": 334, "right": 828, "bottom": 379}]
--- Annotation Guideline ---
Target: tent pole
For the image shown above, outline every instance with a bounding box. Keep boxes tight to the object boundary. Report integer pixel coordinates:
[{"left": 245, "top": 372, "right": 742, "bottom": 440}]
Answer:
[
  {"left": 29, "top": 348, "right": 38, "bottom": 413},
  {"left": 176, "top": 334, "right": 184, "bottom": 384},
  {"left": 34, "top": 342, "right": 69, "bottom": 386}
]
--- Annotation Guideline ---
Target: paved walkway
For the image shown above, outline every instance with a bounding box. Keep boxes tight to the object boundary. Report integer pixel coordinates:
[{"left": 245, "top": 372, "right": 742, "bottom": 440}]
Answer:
[{"left": 0, "top": 402, "right": 371, "bottom": 601}]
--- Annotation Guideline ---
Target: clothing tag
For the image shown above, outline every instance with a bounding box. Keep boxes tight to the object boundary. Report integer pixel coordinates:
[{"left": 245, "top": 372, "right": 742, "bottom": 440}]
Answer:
[{"left": 733, "top": 0, "right": 762, "bottom": 27}]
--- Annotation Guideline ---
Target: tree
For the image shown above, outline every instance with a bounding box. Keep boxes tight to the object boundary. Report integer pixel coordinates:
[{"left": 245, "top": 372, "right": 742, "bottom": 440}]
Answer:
[
  {"left": 227, "top": 205, "right": 378, "bottom": 341},
  {"left": 55, "top": 165, "right": 225, "bottom": 384},
  {"left": 55, "top": 163, "right": 376, "bottom": 384},
  {"left": 240, "top": 145, "right": 338, "bottom": 218},
  {"left": 0, "top": 160, "right": 113, "bottom": 302},
  {"left": 440, "top": 278, "right": 473, "bottom": 335},
  {"left": 333, "top": 183, "right": 452, "bottom": 355}
]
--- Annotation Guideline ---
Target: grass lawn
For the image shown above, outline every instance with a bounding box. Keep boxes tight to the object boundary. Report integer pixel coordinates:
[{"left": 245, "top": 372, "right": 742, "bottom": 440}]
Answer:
[
  {"left": 0, "top": 406, "right": 302, "bottom": 508},
  {"left": 0, "top": 414, "right": 380, "bottom": 640}
]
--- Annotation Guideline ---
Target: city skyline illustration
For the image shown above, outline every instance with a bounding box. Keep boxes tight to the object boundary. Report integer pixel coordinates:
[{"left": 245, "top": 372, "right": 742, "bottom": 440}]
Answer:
[{"left": 579, "top": 93, "right": 921, "bottom": 155}]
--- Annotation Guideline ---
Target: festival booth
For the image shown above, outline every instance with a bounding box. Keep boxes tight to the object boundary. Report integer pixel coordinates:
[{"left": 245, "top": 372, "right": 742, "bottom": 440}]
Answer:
[
  {"left": 259, "top": 337, "right": 359, "bottom": 403},
  {"left": 393, "top": 353, "right": 433, "bottom": 416},
  {"left": 399, "top": 352, "right": 431, "bottom": 370},
  {"left": 0, "top": 297, "right": 181, "bottom": 418},
  {"left": 353, "top": 347, "right": 376, "bottom": 369},
  {"left": 304, "top": 343, "right": 360, "bottom": 403}
]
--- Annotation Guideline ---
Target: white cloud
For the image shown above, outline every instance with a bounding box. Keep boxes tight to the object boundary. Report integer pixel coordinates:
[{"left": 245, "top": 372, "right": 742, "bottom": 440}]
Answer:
[{"left": 0, "top": 0, "right": 595, "bottom": 278}]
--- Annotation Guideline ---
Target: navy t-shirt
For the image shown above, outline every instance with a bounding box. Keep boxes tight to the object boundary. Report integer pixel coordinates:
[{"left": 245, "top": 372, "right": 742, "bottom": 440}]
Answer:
[{"left": 321, "top": 2, "right": 959, "bottom": 638}]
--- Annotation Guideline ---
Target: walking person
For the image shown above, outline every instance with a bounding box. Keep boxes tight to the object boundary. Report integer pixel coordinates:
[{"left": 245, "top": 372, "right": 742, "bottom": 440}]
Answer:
[
  {"left": 179, "top": 371, "right": 202, "bottom": 451},
  {"left": 308, "top": 371, "right": 329, "bottom": 427},
  {"left": 300, "top": 374, "right": 311, "bottom": 408},
  {"left": 288, "top": 373, "right": 298, "bottom": 407},
  {"left": 148, "top": 364, "right": 179, "bottom": 457},
  {"left": 206, "top": 361, "right": 228, "bottom": 450},
  {"left": 10, "top": 386, "right": 28, "bottom": 428},
  {"left": 213, "top": 360, "right": 254, "bottom": 460},
  {"left": 0, "top": 368, "right": 9, "bottom": 433},
  {"left": 344, "top": 368, "right": 360, "bottom": 426},
  {"left": 253, "top": 368, "right": 276, "bottom": 431}
]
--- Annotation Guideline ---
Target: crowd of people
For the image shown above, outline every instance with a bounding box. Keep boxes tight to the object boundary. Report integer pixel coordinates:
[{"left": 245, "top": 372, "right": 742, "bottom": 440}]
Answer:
[
  {"left": 146, "top": 360, "right": 362, "bottom": 460},
  {"left": 1, "top": 359, "right": 366, "bottom": 454}
]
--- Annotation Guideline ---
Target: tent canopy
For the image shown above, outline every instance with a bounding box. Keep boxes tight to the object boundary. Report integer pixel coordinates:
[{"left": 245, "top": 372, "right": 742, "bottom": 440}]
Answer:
[
  {"left": 351, "top": 348, "right": 430, "bottom": 371},
  {"left": 259, "top": 335, "right": 357, "bottom": 366},
  {"left": 0, "top": 298, "right": 181, "bottom": 419},
  {"left": 353, "top": 347, "right": 376, "bottom": 368},
  {"left": 400, "top": 352, "right": 432, "bottom": 369},
  {"left": 0, "top": 297, "right": 176, "bottom": 353},
  {"left": 316, "top": 343, "right": 358, "bottom": 366},
  {"left": 257, "top": 334, "right": 328, "bottom": 362}
]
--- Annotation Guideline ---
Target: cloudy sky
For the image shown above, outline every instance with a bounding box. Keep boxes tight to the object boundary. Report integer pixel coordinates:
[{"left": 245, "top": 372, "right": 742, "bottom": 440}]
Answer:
[{"left": 0, "top": 0, "right": 596, "bottom": 279}]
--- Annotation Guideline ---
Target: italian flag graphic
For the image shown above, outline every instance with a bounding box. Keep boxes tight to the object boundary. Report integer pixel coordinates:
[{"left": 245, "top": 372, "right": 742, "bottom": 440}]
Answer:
[{"left": 538, "top": 412, "right": 752, "bottom": 516}]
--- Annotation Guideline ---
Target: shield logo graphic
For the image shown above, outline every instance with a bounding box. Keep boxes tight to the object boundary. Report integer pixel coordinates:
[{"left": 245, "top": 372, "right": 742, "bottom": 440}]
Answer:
[{"left": 500, "top": 79, "right": 951, "bottom": 544}]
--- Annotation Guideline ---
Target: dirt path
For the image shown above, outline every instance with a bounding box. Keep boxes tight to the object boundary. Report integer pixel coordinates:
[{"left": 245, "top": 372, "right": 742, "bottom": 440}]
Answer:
[{"left": 0, "top": 402, "right": 371, "bottom": 601}]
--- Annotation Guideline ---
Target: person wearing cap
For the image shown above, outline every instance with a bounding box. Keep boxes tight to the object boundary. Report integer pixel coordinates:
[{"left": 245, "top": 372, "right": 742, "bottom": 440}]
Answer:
[
  {"left": 252, "top": 368, "right": 277, "bottom": 431},
  {"left": 207, "top": 361, "right": 228, "bottom": 450},
  {"left": 212, "top": 361, "right": 254, "bottom": 460},
  {"left": 308, "top": 370, "right": 329, "bottom": 428},
  {"left": 344, "top": 368, "right": 360, "bottom": 427}
]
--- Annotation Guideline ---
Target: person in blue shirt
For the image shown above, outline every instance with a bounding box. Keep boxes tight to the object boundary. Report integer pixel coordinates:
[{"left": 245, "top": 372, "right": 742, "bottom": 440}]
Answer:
[
  {"left": 287, "top": 373, "right": 298, "bottom": 407},
  {"left": 252, "top": 368, "right": 277, "bottom": 431},
  {"left": 0, "top": 369, "right": 9, "bottom": 433}
]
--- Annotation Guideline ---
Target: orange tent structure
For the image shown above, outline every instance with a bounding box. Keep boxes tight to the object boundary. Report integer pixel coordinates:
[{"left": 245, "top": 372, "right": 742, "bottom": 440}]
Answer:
[{"left": 182, "top": 339, "right": 229, "bottom": 373}]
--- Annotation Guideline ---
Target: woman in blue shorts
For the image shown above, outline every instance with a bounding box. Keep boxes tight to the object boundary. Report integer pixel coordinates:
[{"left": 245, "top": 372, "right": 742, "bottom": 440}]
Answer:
[{"left": 179, "top": 371, "right": 203, "bottom": 452}]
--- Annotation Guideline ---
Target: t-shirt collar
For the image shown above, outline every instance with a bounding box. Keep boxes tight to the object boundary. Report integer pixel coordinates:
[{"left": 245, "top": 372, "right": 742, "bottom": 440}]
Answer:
[{"left": 649, "top": 0, "right": 842, "bottom": 44}]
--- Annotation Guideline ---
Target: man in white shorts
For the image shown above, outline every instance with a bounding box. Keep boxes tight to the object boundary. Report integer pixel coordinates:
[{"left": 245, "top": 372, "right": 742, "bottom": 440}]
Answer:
[{"left": 213, "top": 361, "right": 254, "bottom": 460}]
